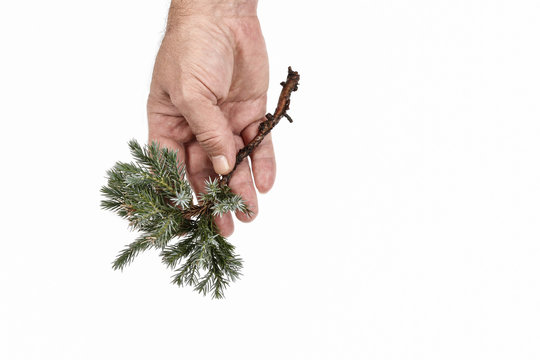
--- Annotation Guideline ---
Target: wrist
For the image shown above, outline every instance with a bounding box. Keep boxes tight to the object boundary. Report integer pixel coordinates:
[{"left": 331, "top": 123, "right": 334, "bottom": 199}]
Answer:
[{"left": 170, "top": 0, "right": 258, "bottom": 17}]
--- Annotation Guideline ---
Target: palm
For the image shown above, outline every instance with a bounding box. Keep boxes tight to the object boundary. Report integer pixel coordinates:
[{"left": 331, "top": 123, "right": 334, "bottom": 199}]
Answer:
[{"left": 147, "top": 16, "right": 273, "bottom": 236}]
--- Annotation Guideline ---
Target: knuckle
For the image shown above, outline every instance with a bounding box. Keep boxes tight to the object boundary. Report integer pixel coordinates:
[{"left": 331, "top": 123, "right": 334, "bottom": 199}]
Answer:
[
  {"left": 170, "top": 90, "right": 205, "bottom": 111},
  {"left": 195, "top": 130, "right": 226, "bottom": 153},
  {"left": 169, "top": 76, "right": 215, "bottom": 111}
]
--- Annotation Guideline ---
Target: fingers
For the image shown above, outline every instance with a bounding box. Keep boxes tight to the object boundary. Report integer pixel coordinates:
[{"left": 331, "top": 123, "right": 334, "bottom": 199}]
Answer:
[
  {"left": 149, "top": 93, "right": 269, "bottom": 233},
  {"left": 214, "top": 213, "right": 234, "bottom": 238},
  {"left": 185, "top": 142, "right": 234, "bottom": 237},
  {"left": 241, "top": 121, "right": 276, "bottom": 194},
  {"left": 178, "top": 96, "right": 236, "bottom": 175},
  {"left": 228, "top": 136, "right": 258, "bottom": 223}
]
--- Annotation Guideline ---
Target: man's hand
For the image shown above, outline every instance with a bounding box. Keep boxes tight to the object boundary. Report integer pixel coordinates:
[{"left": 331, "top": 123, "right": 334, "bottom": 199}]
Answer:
[{"left": 147, "top": 0, "right": 274, "bottom": 236}]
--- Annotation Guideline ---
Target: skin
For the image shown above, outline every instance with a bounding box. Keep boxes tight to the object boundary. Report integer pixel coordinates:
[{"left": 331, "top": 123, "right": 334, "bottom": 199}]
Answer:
[{"left": 147, "top": 0, "right": 275, "bottom": 237}]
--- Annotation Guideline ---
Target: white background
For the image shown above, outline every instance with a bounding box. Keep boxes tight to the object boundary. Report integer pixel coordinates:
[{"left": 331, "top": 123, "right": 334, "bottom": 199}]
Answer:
[{"left": 1, "top": 0, "right": 540, "bottom": 359}]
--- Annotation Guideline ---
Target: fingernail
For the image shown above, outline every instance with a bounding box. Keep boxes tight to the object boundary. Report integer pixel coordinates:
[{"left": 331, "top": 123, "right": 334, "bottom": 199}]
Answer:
[{"left": 212, "top": 155, "right": 230, "bottom": 174}]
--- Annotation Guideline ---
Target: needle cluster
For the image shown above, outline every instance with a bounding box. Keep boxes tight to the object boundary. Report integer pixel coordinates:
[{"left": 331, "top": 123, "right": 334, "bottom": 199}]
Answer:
[{"left": 101, "top": 140, "right": 249, "bottom": 298}]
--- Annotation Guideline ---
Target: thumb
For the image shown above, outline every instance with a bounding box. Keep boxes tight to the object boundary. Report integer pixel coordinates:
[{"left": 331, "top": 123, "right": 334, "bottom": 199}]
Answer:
[{"left": 181, "top": 99, "right": 236, "bottom": 175}]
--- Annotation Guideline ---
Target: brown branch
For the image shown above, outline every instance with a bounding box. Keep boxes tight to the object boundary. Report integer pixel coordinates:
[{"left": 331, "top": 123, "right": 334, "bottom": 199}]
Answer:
[
  {"left": 219, "top": 66, "right": 300, "bottom": 186},
  {"left": 181, "top": 67, "right": 300, "bottom": 220}
]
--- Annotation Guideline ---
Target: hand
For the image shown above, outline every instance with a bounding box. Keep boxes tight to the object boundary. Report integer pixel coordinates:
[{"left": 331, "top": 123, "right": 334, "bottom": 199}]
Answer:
[{"left": 147, "top": 0, "right": 274, "bottom": 236}]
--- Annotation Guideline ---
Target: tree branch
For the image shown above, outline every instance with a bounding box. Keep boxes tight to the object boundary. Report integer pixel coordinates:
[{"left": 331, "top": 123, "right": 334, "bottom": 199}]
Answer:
[
  {"left": 102, "top": 68, "right": 300, "bottom": 297},
  {"left": 219, "top": 66, "right": 300, "bottom": 186},
  {"left": 181, "top": 67, "right": 300, "bottom": 219}
]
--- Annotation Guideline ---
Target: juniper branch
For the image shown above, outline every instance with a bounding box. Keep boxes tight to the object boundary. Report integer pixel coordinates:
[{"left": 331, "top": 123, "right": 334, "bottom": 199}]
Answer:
[{"left": 101, "top": 67, "right": 300, "bottom": 298}]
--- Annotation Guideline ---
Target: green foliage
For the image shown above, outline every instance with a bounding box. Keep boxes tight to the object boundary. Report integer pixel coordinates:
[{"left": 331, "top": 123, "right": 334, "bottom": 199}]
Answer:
[
  {"left": 101, "top": 140, "right": 249, "bottom": 299},
  {"left": 201, "top": 178, "right": 251, "bottom": 217},
  {"left": 163, "top": 216, "right": 242, "bottom": 299}
]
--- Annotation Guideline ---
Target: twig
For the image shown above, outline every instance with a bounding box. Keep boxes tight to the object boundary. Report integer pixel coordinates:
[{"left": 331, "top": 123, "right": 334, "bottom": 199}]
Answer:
[
  {"left": 219, "top": 66, "right": 300, "bottom": 186},
  {"left": 183, "top": 67, "right": 300, "bottom": 219}
]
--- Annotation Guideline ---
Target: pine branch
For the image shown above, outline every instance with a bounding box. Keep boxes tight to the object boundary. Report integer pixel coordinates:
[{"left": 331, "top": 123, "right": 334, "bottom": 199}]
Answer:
[
  {"left": 101, "top": 67, "right": 300, "bottom": 298},
  {"left": 220, "top": 66, "right": 300, "bottom": 185}
]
